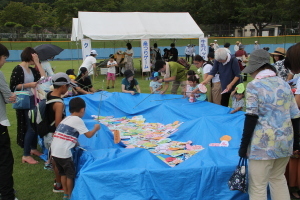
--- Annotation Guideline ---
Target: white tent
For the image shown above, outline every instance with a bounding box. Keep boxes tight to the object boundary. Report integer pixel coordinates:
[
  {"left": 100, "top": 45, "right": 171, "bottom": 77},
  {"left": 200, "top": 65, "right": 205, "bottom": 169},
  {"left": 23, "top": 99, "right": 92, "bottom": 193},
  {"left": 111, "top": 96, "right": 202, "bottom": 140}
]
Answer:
[
  {"left": 75, "top": 12, "right": 204, "bottom": 40},
  {"left": 71, "top": 18, "right": 78, "bottom": 41}
]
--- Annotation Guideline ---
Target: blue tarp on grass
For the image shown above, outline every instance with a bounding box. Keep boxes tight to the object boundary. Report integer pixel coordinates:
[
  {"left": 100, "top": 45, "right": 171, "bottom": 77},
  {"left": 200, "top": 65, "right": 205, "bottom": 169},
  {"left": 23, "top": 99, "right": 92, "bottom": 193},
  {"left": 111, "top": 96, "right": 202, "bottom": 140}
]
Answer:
[{"left": 64, "top": 91, "right": 250, "bottom": 200}]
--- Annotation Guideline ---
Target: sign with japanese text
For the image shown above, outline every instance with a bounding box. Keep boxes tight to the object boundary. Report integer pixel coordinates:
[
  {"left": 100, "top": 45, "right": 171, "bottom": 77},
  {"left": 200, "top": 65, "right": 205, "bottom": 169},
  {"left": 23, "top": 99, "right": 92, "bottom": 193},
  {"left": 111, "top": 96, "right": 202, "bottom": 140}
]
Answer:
[
  {"left": 141, "top": 39, "right": 151, "bottom": 72},
  {"left": 81, "top": 38, "right": 91, "bottom": 60},
  {"left": 199, "top": 38, "right": 208, "bottom": 60}
]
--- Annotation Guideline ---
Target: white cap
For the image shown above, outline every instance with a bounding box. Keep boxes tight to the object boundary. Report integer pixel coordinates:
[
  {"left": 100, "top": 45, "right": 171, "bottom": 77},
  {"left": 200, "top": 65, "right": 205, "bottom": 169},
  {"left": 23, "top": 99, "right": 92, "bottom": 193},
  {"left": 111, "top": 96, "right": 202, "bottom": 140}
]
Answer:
[
  {"left": 91, "top": 50, "right": 98, "bottom": 55},
  {"left": 214, "top": 40, "right": 217, "bottom": 42},
  {"left": 254, "top": 41, "right": 258, "bottom": 43}
]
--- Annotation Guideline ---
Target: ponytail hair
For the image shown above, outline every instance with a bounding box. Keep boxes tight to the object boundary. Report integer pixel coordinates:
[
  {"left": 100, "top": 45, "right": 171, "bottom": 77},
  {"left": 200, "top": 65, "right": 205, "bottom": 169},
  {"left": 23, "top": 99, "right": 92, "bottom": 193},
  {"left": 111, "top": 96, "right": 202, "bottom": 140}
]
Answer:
[{"left": 187, "top": 75, "right": 199, "bottom": 83}]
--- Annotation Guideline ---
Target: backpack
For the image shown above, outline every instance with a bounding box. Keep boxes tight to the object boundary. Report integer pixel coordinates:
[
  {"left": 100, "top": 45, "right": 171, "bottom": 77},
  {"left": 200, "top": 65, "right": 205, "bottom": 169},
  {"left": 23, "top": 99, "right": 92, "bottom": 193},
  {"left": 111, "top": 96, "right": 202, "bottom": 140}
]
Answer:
[
  {"left": 28, "top": 98, "right": 64, "bottom": 137},
  {"left": 154, "top": 49, "right": 162, "bottom": 60}
]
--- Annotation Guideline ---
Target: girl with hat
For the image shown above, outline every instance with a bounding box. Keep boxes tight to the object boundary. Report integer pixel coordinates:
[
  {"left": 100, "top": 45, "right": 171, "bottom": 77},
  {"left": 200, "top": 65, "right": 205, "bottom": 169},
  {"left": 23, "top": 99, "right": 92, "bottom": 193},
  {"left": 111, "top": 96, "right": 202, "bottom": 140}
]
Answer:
[
  {"left": 239, "top": 49, "right": 300, "bottom": 200},
  {"left": 121, "top": 69, "right": 141, "bottom": 95},
  {"left": 271, "top": 47, "right": 293, "bottom": 81}
]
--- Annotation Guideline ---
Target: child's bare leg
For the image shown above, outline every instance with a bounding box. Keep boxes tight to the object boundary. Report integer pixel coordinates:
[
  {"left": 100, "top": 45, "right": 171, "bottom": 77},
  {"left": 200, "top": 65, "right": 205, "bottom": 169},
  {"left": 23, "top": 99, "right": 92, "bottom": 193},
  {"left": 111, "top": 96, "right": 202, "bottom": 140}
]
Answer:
[
  {"left": 52, "top": 159, "right": 62, "bottom": 186},
  {"left": 67, "top": 177, "right": 74, "bottom": 197},
  {"left": 61, "top": 175, "right": 68, "bottom": 197},
  {"left": 112, "top": 80, "right": 115, "bottom": 87}
]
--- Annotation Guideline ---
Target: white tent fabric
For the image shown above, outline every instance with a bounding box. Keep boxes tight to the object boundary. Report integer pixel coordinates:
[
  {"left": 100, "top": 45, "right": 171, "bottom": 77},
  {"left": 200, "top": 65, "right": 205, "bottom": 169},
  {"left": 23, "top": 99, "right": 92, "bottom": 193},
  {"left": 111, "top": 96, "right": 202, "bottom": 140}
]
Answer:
[
  {"left": 76, "top": 12, "right": 204, "bottom": 40},
  {"left": 71, "top": 18, "right": 78, "bottom": 41}
]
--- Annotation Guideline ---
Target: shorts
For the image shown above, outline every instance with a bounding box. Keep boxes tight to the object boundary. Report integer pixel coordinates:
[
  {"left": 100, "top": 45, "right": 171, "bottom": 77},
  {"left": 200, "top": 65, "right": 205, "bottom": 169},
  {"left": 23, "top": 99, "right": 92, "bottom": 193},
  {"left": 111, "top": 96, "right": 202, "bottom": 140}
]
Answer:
[
  {"left": 107, "top": 72, "right": 116, "bottom": 81},
  {"left": 52, "top": 157, "right": 75, "bottom": 179}
]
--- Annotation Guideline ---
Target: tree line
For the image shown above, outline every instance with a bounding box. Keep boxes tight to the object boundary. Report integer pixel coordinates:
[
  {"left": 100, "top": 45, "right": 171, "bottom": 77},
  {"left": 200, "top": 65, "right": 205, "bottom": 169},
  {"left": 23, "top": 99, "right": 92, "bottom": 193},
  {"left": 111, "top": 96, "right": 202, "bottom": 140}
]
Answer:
[{"left": 0, "top": 0, "right": 299, "bottom": 37}]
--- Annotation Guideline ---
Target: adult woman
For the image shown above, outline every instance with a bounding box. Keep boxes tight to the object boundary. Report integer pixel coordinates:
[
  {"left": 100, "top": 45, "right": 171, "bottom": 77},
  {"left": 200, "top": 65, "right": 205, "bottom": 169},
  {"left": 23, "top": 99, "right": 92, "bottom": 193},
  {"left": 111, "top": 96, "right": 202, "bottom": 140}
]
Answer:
[
  {"left": 79, "top": 50, "right": 98, "bottom": 78},
  {"left": 10, "top": 47, "right": 46, "bottom": 164},
  {"left": 0, "top": 44, "right": 17, "bottom": 200},
  {"left": 75, "top": 67, "right": 95, "bottom": 94},
  {"left": 124, "top": 43, "right": 134, "bottom": 72},
  {"left": 193, "top": 55, "right": 221, "bottom": 105},
  {"left": 155, "top": 60, "right": 187, "bottom": 95},
  {"left": 271, "top": 47, "right": 293, "bottom": 81},
  {"left": 284, "top": 42, "right": 300, "bottom": 199},
  {"left": 239, "top": 49, "right": 300, "bottom": 200}
]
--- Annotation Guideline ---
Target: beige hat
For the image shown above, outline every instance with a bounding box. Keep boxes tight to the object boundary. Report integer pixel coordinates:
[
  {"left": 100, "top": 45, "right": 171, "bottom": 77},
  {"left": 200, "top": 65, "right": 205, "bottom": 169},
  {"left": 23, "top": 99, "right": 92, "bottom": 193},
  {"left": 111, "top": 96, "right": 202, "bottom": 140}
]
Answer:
[
  {"left": 270, "top": 47, "right": 286, "bottom": 56},
  {"left": 236, "top": 41, "right": 240, "bottom": 44}
]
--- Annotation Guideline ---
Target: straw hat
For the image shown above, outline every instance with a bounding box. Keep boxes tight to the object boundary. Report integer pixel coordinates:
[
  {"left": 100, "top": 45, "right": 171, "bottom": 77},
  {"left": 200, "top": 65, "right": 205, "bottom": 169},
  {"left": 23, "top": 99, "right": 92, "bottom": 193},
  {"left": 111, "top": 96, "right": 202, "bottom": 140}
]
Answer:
[
  {"left": 270, "top": 47, "right": 286, "bottom": 56},
  {"left": 236, "top": 41, "right": 240, "bottom": 44}
]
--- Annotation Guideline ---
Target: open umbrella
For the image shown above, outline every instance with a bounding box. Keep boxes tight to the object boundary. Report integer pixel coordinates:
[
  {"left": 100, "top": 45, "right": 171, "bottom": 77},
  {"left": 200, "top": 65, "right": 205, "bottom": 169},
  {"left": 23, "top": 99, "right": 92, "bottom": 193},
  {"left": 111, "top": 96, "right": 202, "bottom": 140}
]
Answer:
[{"left": 34, "top": 44, "right": 64, "bottom": 61}]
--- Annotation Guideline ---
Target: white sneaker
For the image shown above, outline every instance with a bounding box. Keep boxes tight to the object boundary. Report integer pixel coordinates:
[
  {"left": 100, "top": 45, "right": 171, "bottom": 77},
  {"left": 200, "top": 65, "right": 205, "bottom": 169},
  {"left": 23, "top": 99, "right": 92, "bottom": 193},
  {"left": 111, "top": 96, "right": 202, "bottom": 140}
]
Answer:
[{"left": 15, "top": 198, "right": 19, "bottom": 200}]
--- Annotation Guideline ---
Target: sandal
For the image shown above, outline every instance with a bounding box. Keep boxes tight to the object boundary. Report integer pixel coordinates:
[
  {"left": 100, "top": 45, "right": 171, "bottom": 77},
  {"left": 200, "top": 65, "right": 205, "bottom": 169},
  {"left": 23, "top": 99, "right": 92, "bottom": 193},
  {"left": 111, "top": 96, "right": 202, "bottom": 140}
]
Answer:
[
  {"left": 291, "top": 192, "right": 300, "bottom": 199},
  {"left": 30, "top": 149, "right": 43, "bottom": 157},
  {"left": 22, "top": 156, "right": 38, "bottom": 164},
  {"left": 63, "top": 194, "right": 70, "bottom": 200}
]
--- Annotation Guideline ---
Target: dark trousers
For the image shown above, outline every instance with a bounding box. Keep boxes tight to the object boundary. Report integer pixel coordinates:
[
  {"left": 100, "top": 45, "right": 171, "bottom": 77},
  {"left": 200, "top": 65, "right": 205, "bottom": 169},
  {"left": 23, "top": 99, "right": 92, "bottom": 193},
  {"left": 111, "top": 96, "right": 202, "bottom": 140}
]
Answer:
[
  {"left": 23, "top": 97, "right": 37, "bottom": 156},
  {"left": 221, "top": 92, "right": 231, "bottom": 107},
  {"left": 185, "top": 54, "right": 190, "bottom": 62},
  {"left": 0, "top": 125, "right": 15, "bottom": 200}
]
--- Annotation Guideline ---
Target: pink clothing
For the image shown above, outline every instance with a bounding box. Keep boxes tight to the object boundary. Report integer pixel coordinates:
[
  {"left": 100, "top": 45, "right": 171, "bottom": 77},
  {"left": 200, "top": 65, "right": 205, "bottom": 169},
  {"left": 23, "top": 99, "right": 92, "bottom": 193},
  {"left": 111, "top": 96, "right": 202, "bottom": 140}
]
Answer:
[{"left": 107, "top": 72, "right": 116, "bottom": 81}]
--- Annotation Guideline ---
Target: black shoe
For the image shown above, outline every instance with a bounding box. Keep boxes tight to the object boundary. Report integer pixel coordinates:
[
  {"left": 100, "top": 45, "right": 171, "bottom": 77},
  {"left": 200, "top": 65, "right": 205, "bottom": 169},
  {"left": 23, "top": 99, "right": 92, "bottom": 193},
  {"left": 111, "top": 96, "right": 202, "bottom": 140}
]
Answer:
[
  {"left": 112, "top": 86, "right": 114, "bottom": 89},
  {"left": 107, "top": 86, "right": 110, "bottom": 89}
]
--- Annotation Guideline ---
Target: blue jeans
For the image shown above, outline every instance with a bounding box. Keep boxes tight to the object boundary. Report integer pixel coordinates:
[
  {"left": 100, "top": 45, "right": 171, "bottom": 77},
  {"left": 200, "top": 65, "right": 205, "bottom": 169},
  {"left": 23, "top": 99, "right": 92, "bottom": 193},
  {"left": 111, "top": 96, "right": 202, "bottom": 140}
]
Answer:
[{"left": 23, "top": 96, "right": 38, "bottom": 156}]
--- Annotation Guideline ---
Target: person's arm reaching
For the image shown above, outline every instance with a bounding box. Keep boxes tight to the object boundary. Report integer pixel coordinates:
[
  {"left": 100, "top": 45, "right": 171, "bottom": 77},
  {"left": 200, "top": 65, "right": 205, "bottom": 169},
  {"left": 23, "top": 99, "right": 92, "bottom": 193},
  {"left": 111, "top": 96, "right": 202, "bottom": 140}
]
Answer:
[{"left": 84, "top": 124, "right": 100, "bottom": 138}]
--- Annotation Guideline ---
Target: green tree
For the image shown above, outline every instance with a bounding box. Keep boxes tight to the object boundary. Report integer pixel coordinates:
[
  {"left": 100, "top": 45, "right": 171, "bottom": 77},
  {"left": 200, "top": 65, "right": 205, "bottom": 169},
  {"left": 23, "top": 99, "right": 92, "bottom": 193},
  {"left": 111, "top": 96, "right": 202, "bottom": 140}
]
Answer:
[
  {"left": 53, "top": 0, "right": 119, "bottom": 27},
  {"left": 0, "top": 2, "right": 37, "bottom": 27}
]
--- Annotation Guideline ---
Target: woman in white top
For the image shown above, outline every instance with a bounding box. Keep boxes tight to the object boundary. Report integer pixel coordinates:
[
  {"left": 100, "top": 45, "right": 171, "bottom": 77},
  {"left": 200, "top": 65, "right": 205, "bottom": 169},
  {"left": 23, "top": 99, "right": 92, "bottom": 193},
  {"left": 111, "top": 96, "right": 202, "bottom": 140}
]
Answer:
[
  {"left": 79, "top": 50, "right": 98, "bottom": 77},
  {"left": 193, "top": 54, "right": 221, "bottom": 105},
  {"left": 124, "top": 43, "right": 134, "bottom": 72}
]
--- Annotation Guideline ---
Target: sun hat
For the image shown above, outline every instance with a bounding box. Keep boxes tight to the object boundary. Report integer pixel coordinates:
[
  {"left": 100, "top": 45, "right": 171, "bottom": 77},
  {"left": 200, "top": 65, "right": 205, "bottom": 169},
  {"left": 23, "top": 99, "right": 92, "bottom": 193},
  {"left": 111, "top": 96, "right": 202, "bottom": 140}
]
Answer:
[
  {"left": 254, "top": 41, "right": 258, "bottom": 43},
  {"left": 124, "top": 69, "right": 134, "bottom": 79},
  {"left": 270, "top": 47, "right": 286, "bottom": 56},
  {"left": 52, "top": 72, "right": 71, "bottom": 86},
  {"left": 242, "top": 49, "right": 270, "bottom": 74},
  {"left": 91, "top": 50, "right": 98, "bottom": 55},
  {"left": 236, "top": 83, "right": 245, "bottom": 94},
  {"left": 236, "top": 41, "right": 240, "bottom": 44},
  {"left": 214, "top": 40, "right": 217, "bottom": 42},
  {"left": 239, "top": 44, "right": 245, "bottom": 49},
  {"left": 150, "top": 72, "right": 159, "bottom": 80}
]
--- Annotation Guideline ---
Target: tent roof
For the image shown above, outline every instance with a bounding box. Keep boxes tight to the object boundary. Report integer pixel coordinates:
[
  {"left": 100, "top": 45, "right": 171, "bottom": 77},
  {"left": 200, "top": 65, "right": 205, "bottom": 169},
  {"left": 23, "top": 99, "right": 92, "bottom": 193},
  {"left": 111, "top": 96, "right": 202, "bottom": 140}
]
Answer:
[
  {"left": 76, "top": 12, "right": 204, "bottom": 41},
  {"left": 71, "top": 18, "right": 78, "bottom": 41}
]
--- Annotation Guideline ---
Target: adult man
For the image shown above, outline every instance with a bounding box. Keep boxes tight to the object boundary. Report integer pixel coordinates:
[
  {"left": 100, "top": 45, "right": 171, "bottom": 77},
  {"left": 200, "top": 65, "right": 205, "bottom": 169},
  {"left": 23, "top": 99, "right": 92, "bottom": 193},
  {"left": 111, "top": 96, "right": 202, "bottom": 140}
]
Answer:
[
  {"left": 169, "top": 43, "right": 178, "bottom": 61},
  {"left": 253, "top": 41, "right": 260, "bottom": 51},
  {"left": 79, "top": 50, "right": 98, "bottom": 78},
  {"left": 185, "top": 44, "right": 191, "bottom": 62},
  {"left": 201, "top": 48, "right": 241, "bottom": 107},
  {"left": 213, "top": 40, "right": 219, "bottom": 51},
  {"left": 234, "top": 41, "right": 240, "bottom": 52},
  {"left": 155, "top": 60, "right": 187, "bottom": 95},
  {"left": 0, "top": 43, "right": 18, "bottom": 200}
]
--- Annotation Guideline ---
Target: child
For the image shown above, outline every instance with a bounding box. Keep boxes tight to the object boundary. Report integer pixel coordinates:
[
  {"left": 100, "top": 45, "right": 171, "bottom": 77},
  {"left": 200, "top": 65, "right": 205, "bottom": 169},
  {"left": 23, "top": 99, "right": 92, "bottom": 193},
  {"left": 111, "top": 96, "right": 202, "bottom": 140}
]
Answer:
[
  {"left": 51, "top": 97, "right": 100, "bottom": 200},
  {"left": 44, "top": 73, "right": 71, "bottom": 192},
  {"left": 230, "top": 85, "right": 245, "bottom": 114},
  {"left": 121, "top": 69, "right": 141, "bottom": 95},
  {"left": 187, "top": 75, "right": 207, "bottom": 101},
  {"left": 149, "top": 72, "right": 162, "bottom": 94},
  {"left": 106, "top": 55, "right": 118, "bottom": 89}
]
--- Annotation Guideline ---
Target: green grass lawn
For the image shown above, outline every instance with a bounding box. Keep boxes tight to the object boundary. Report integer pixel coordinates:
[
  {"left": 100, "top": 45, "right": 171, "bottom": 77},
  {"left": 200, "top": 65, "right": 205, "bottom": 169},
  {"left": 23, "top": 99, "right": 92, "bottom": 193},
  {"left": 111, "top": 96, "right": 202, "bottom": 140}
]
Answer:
[{"left": 2, "top": 58, "right": 252, "bottom": 200}]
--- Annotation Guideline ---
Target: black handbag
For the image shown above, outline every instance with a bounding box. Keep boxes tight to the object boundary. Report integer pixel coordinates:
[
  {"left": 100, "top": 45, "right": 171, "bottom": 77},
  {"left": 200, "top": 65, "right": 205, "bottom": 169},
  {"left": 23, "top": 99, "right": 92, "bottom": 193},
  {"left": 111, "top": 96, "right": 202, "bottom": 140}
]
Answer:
[{"left": 228, "top": 157, "right": 248, "bottom": 193}]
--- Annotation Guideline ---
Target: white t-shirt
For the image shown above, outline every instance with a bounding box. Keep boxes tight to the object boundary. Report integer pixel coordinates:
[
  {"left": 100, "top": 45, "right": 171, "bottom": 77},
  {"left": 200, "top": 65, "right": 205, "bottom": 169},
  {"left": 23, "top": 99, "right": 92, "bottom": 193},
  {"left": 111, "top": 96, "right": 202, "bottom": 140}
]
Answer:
[
  {"left": 125, "top": 49, "right": 134, "bottom": 58},
  {"left": 202, "top": 63, "right": 220, "bottom": 83},
  {"left": 80, "top": 56, "right": 97, "bottom": 75},
  {"left": 107, "top": 60, "right": 117, "bottom": 73},
  {"left": 51, "top": 116, "right": 89, "bottom": 158},
  {"left": 149, "top": 81, "right": 162, "bottom": 94},
  {"left": 41, "top": 61, "right": 54, "bottom": 76}
]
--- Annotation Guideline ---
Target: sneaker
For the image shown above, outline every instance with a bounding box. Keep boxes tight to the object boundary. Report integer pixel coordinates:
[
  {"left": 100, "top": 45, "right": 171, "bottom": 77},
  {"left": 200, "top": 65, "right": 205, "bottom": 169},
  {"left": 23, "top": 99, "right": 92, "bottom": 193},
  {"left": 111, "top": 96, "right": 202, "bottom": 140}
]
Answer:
[
  {"left": 112, "top": 86, "right": 114, "bottom": 89},
  {"left": 107, "top": 86, "right": 110, "bottom": 89},
  {"left": 53, "top": 184, "right": 64, "bottom": 193},
  {"left": 44, "top": 163, "right": 53, "bottom": 170}
]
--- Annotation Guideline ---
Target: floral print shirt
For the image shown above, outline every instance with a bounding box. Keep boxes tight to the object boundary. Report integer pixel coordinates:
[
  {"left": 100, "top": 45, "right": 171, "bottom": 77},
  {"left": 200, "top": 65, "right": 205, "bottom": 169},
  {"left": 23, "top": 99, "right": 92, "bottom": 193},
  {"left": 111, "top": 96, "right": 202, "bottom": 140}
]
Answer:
[
  {"left": 274, "top": 59, "right": 290, "bottom": 81},
  {"left": 246, "top": 73, "right": 300, "bottom": 160}
]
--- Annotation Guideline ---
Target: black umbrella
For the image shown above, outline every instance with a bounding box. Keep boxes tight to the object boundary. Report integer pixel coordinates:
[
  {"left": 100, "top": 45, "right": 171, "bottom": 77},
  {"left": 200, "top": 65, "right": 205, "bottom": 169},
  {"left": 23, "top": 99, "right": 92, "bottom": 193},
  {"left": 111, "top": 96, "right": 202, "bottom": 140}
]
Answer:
[{"left": 34, "top": 44, "right": 64, "bottom": 61}]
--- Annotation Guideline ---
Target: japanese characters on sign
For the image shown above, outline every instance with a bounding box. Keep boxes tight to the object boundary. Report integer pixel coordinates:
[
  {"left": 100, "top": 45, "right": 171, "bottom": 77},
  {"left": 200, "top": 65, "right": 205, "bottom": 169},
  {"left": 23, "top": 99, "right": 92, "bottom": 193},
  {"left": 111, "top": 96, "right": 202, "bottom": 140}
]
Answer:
[
  {"left": 81, "top": 38, "right": 91, "bottom": 60},
  {"left": 141, "top": 39, "right": 151, "bottom": 72},
  {"left": 199, "top": 38, "right": 208, "bottom": 60}
]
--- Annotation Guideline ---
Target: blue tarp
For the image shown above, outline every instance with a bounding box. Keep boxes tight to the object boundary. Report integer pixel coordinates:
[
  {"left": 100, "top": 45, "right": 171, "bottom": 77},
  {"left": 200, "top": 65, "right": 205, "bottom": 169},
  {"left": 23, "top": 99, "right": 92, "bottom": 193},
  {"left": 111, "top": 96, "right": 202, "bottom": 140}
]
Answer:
[{"left": 64, "top": 92, "right": 249, "bottom": 200}]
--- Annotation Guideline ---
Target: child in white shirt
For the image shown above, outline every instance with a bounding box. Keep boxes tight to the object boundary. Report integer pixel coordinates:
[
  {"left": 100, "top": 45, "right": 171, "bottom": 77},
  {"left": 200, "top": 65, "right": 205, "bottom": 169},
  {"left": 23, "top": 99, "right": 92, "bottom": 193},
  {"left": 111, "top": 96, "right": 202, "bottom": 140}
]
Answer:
[
  {"left": 107, "top": 56, "right": 118, "bottom": 89},
  {"left": 149, "top": 72, "right": 162, "bottom": 94}
]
